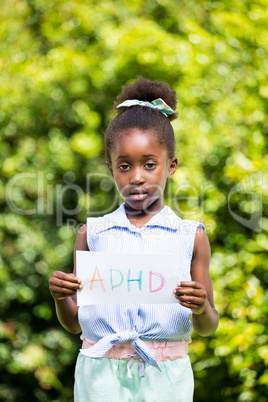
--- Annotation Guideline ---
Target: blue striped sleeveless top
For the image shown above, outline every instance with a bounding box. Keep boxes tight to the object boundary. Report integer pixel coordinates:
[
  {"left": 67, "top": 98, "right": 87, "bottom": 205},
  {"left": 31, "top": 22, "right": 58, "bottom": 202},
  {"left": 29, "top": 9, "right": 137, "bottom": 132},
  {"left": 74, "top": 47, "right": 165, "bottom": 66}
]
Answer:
[{"left": 78, "top": 203, "right": 205, "bottom": 370}]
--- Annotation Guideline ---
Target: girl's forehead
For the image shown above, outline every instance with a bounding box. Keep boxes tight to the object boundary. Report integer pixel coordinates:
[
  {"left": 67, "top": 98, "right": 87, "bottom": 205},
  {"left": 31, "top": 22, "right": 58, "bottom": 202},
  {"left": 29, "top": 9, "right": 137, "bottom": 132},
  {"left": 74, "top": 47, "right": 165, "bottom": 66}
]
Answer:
[{"left": 113, "top": 129, "right": 166, "bottom": 154}]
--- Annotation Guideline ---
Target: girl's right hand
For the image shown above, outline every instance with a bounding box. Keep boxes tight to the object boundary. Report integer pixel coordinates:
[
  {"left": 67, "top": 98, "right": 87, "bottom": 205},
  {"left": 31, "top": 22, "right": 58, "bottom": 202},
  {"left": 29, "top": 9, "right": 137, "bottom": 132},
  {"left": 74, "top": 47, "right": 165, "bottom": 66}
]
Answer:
[{"left": 49, "top": 271, "right": 83, "bottom": 301}]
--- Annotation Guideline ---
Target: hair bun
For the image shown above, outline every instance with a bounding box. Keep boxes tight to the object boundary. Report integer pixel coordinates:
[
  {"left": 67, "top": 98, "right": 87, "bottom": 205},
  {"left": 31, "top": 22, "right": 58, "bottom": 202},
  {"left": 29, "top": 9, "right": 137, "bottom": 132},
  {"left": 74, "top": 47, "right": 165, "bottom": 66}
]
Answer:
[{"left": 115, "top": 76, "right": 178, "bottom": 121}]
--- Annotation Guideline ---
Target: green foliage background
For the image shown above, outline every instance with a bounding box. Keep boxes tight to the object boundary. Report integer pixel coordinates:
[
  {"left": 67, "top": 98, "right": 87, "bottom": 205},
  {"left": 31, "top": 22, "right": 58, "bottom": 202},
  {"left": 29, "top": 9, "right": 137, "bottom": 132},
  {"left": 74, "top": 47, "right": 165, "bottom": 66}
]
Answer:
[{"left": 0, "top": 0, "right": 267, "bottom": 401}]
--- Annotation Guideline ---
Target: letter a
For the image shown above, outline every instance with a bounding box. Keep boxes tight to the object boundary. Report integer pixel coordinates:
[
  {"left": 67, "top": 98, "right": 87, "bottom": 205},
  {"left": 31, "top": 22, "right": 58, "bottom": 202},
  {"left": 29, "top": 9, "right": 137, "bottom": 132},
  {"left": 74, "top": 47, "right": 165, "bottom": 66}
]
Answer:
[
  {"left": 90, "top": 265, "right": 105, "bottom": 291},
  {"left": 149, "top": 271, "right": 165, "bottom": 293}
]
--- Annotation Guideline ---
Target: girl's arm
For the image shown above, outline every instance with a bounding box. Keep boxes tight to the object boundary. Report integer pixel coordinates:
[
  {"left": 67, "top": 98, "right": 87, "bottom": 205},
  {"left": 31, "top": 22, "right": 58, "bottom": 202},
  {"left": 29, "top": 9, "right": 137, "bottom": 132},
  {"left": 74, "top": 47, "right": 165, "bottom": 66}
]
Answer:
[
  {"left": 173, "top": 227, "right": 219, "bottom": 336},
  {"left": 49, "top": 224, "right": 88, "bottom": 334}
]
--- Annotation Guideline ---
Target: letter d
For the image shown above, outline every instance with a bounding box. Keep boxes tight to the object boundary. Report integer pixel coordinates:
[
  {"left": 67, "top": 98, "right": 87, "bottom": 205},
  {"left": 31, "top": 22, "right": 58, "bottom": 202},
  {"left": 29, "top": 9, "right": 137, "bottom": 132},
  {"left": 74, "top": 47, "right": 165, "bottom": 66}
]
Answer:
[{"left": 149, "top": 271, "right": 165, "bottom": 293}]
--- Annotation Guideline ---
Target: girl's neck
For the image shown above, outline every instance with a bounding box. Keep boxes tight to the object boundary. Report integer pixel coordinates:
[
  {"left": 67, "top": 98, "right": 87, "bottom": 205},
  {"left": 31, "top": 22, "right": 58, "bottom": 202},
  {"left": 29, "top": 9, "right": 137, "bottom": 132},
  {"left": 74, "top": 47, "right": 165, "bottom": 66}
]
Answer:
[{"left": 124, "top": 200, "right": 164, "bottom": 228}]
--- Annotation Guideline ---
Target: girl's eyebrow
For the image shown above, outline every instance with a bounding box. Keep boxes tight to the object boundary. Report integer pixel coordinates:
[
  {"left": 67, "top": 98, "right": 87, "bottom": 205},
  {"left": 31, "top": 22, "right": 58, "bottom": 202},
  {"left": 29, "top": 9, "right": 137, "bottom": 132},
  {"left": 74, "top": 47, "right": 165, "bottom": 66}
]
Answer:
[
  {"left": 115, "top": 155, "right": 128, "bottom": 161},
  {"left": 116, "top": 154, "right": 158, "bottom": 161}
]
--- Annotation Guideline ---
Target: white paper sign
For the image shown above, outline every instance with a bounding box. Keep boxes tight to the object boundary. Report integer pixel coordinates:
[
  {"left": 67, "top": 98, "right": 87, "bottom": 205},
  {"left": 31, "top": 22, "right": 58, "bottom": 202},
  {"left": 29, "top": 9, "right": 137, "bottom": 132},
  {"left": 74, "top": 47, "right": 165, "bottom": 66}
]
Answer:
[{"left": 76, "top": 251, "right": 181, "bottom": 305}]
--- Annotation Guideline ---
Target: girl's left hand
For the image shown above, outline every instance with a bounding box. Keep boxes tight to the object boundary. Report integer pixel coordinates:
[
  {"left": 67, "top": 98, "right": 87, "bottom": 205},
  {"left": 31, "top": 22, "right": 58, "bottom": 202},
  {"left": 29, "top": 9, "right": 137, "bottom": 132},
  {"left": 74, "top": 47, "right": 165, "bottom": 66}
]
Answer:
[{"left": 173, "top": 281, "right": 208, "bottom": 314}]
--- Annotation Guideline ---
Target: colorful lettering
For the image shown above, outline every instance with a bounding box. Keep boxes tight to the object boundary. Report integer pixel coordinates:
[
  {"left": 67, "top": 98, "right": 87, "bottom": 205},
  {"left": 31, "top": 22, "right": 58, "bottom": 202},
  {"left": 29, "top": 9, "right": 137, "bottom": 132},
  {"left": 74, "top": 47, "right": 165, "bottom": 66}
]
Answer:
[
  {"left": 127, "top": 269, "right": 142, "bottom": 292},
  {"left": 149, "top": 271, "right": 165, "bottom": 293},
  {"left": 110, "top": 269, "right": 124, "bottom": 290},
  {"left": 89, "top": 265, "right": 105, "bottom": 291}
]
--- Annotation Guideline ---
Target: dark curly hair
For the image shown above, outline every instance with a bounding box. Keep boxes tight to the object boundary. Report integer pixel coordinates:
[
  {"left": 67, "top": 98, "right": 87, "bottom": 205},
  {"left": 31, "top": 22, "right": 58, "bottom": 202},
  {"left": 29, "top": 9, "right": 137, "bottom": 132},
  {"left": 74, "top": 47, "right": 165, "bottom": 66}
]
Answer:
[{"left": 105, "top": 76, "right": 178, "bottom": 162}]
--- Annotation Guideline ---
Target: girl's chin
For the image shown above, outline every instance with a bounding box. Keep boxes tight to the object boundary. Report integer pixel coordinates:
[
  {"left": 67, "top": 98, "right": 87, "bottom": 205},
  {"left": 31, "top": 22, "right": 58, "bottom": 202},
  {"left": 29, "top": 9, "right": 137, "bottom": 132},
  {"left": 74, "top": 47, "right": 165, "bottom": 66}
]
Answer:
[{"left": 124, "top": 197, "right": 162, "bottom": 213}]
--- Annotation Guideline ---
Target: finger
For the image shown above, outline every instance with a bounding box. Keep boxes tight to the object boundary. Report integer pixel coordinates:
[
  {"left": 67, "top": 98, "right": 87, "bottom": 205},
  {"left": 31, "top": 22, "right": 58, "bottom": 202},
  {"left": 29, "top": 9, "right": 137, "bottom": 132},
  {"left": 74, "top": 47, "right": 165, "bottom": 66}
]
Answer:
[
  {"left": 50, "top": 285, "right": 82, "bottom": 298},
  {"left": 176, "top": 295, "right": 204, "bottom": 305},
  {"left": 178, "top": 300, "right": 200, "bottom": 310},
  {"left": 50, "top": 285, "right": 80, "bottom": 294},
  {"left": 176, "top": 281, "right": 203, "bottom": 289},
  {"left": 173, "top": 288, "right": 205, "bottom": 297},
  {"left": 53, "top": 271, "right": 82, "bottom": 284},
  {"left": 51, "top": 290, "right": 77, "bottom": 300},
  {"left": 50, "top": 277, "right": 83, "bottom": 291}
]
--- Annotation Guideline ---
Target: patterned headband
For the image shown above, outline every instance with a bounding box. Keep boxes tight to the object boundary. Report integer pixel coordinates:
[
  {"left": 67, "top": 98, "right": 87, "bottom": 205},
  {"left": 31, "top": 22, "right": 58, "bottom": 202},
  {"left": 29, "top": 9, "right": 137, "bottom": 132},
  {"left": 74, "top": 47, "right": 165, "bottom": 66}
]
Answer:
[{"left": 116, "top": 98, "right": 174, "bottom": 117}]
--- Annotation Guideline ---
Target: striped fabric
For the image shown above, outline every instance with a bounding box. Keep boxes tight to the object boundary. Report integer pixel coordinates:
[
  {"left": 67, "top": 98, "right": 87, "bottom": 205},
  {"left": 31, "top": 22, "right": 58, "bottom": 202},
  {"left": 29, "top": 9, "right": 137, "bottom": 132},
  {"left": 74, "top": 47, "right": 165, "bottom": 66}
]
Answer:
[{"left": 79, "top": 203, "right": 205, "bottom": 370}]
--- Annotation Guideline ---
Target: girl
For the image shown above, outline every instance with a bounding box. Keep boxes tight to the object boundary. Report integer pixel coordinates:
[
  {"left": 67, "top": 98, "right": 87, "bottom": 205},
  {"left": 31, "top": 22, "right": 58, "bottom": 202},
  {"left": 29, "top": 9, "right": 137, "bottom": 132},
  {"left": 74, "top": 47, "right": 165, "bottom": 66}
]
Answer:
[{"left": 49, "top": 76, "right": 219, "bottom": 402}]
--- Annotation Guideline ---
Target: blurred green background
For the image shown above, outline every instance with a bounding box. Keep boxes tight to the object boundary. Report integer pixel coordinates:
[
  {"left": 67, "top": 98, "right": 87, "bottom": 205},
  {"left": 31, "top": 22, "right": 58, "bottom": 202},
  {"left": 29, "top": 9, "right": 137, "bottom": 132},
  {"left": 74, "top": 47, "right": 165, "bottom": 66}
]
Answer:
[{"left": 0, "top": 0, "right": 267, "bottom": 401}]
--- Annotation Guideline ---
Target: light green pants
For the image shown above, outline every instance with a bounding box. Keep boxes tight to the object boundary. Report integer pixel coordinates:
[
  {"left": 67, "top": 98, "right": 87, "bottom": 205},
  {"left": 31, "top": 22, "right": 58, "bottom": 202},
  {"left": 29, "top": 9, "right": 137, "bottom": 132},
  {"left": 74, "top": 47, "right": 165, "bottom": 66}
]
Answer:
[{"left": 74, "top": 353, "right": 194, "bottom": 402}]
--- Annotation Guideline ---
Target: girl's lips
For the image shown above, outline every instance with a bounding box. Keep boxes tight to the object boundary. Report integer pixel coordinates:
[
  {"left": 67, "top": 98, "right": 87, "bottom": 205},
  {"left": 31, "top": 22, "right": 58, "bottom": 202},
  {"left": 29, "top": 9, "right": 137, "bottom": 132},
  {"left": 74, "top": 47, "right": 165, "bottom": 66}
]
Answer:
[
  {"left": 129, "top": 189, "right": 148, "bottom": 201},
  {"left": 129, "top": 193, "right": 148, "bottom": 201}
]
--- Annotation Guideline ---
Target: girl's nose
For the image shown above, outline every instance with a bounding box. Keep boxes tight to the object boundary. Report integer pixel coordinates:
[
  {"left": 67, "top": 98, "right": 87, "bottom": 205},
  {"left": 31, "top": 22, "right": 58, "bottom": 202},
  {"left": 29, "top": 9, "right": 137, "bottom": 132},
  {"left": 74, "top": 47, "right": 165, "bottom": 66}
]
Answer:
[{"left": 130, "top": 168, "right": 145, "bottom": 184}]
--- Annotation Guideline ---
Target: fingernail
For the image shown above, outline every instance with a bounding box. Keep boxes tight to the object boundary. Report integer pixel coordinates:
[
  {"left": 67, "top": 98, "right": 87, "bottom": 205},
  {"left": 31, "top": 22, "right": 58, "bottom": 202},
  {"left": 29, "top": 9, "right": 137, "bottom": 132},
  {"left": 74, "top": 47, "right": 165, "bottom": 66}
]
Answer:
[{"left": 177, "top": 282, "right": 181, "bottom": 287}]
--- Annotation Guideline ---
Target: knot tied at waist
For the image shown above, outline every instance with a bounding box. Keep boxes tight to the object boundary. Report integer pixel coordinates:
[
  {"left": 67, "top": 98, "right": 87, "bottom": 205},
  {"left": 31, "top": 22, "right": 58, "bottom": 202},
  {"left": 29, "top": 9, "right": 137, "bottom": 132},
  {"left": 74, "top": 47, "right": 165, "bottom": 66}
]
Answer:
[
  {"left": 80, "top": 331, "right": 161, "bottom": 371},
  {"left": 80, "top": 332, "right": 191, "bottom": 375},
  {"left": 116, "top": 331, "right": 139, "bottom": 343}
]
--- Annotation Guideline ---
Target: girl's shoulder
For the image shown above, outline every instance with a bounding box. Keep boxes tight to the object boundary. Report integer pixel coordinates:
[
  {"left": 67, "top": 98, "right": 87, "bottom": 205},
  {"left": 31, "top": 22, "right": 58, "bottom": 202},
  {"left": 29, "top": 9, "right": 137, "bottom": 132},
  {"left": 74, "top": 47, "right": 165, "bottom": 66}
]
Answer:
[
  {"left": 162, "top": 205, "right": 206, "bottom": 234},
  {"left": 75, "top": 224, "right": 88, "bottom": 250},
  {"left": 86, "top": 204, "right": 126, "bottom": 235}
]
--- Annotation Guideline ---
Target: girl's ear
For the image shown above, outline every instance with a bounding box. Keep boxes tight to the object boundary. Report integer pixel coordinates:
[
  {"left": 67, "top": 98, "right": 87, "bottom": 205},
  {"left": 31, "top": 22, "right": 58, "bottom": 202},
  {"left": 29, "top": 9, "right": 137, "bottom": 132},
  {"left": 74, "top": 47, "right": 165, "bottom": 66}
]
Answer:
[
  {"left": 168, "top": 156, "right": 178, "bottom": 178},
  {"left": 106, "top": 161, "right": 114, "bottom": 178}
]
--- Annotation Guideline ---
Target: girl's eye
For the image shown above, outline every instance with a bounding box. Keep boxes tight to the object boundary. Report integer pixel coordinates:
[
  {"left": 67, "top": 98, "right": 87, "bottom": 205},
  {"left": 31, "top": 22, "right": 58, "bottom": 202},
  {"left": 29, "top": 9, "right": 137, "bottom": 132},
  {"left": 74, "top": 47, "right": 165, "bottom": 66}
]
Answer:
[
  {"left": 118, "top": 164, "right": 130, "bottom": 171},
  {"left": 145, "top": 163, "right": 156, "bottom": 169}
]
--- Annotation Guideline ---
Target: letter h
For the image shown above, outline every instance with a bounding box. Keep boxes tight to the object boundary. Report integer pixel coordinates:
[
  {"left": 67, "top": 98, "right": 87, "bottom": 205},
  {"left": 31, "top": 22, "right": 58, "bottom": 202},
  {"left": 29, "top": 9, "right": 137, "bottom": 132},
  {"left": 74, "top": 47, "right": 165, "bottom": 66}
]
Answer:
[{"left": 127, "top": 269, "right": 142, "bottom": 292}]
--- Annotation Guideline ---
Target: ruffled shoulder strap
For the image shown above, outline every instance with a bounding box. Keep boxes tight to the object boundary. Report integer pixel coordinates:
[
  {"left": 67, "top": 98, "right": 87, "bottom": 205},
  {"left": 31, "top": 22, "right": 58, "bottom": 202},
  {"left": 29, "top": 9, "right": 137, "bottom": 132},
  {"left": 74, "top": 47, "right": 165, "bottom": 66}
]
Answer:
[
  {"left": 86, "top": 204, "right": 127, "bottom": 250},
  {"left": 177, "top": 219, "right": 206, "bottom": 260}
]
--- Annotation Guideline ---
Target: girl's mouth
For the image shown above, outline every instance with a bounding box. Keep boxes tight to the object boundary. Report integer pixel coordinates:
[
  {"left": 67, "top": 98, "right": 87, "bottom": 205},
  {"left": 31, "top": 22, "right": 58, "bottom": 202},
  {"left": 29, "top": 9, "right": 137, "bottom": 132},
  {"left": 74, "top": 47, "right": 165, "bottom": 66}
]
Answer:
[{"left": 129, "top": 189, "right": 148, "bottom": 201}]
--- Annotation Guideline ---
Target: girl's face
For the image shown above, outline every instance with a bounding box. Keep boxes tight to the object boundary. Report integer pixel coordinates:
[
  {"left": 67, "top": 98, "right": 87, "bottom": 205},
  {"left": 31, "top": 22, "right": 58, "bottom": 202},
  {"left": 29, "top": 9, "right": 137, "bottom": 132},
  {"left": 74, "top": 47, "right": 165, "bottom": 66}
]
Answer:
[{"left": 107, "top": 129, "right": 178, "bottom": 214}]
